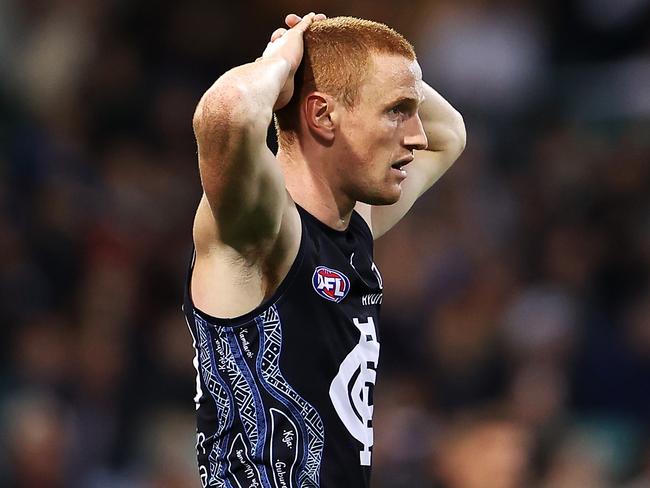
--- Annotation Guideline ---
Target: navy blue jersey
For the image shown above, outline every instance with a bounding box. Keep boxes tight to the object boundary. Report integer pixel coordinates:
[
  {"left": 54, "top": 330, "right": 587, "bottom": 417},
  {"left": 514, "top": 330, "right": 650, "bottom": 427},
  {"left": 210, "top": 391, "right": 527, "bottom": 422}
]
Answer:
[{"left": 183, "top": 204, "right": 383, "bottom": 488}]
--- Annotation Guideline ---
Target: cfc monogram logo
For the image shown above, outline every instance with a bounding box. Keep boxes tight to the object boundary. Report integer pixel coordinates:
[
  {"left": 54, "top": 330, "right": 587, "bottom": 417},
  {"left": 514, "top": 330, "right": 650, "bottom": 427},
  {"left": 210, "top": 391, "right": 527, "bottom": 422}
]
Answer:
[{"left": 329, "top": 316, "right": 380, "bottom": 466}]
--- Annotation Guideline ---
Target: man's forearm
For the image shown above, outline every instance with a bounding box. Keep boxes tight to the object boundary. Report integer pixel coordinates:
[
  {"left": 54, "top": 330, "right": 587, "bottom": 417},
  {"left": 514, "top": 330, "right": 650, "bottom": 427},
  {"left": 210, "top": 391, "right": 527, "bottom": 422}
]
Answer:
[{"left": 420, "top": 81, "right": 466, "bottom": 155}]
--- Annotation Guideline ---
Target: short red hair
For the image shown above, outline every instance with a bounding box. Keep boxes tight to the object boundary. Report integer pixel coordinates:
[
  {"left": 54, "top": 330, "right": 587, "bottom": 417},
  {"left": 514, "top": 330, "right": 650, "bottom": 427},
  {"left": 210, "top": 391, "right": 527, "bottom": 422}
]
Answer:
[{"left": 274, "top": 16, "right": 416, "bottom": 148}]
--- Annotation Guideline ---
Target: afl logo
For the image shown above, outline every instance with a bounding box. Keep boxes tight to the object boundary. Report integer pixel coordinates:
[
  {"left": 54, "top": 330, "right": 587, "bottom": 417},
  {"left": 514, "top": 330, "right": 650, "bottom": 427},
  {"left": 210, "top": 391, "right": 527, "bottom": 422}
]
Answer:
[{"left": 312, "top": 266, "right": 350, "bottom": 303}]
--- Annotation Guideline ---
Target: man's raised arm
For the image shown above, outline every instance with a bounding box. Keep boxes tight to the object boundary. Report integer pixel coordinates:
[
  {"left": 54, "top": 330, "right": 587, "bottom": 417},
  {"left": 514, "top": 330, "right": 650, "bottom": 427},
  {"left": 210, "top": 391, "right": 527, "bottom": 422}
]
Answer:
[
  {"left": 415, "top": 81, "right": 467, "bottom": 189},
  {"left": 192, "top": 13, "right": 320, "bottom": 252}
]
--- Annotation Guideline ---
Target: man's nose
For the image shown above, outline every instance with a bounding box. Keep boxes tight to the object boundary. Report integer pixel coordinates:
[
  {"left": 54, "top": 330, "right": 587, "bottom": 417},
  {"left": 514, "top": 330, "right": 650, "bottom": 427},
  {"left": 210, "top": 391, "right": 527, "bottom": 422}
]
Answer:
[{"left": 403, "top": 113, "right": 428, "bottom": 150}]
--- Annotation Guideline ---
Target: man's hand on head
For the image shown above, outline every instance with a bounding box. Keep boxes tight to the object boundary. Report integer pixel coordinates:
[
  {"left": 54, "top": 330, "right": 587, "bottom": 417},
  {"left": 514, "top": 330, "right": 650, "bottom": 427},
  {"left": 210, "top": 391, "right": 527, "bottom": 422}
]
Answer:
[
  {"left": 269, "top": 13, "right": 327, "bottom": 43},
  {"left": 261, "top": 12, "right": 326, "bottom": 110}
]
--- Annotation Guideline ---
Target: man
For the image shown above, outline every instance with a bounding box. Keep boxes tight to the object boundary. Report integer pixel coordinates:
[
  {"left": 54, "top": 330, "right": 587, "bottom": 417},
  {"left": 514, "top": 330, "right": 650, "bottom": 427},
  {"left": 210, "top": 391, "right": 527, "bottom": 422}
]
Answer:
[{"left": 184, "top": 12, "right": 465, "bottom": 487}]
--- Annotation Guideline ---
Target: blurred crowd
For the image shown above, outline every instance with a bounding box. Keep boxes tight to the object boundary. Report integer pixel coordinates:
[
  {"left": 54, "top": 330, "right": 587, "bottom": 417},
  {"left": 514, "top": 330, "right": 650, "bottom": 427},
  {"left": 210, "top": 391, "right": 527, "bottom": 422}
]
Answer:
[{"left": 1, "top": 0, "right": 649, "bottom": 487}]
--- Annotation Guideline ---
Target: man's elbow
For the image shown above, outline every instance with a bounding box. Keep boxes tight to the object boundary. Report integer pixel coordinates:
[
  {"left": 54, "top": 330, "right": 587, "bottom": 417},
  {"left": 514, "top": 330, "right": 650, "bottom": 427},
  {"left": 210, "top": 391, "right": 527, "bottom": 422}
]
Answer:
[
  {"left": 431, "top": 111, "right": 466, "bottom": 165},
  {"left": 448, "top": 110, "right": 466, "bottom": 159},
  {"left": 193, "top": 79, "right": 268, "bottom": 139}
]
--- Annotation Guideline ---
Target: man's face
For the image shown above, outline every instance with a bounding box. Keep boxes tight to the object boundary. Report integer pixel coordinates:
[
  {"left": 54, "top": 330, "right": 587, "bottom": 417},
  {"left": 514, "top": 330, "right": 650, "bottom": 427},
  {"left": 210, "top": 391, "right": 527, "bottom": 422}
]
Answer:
[{"left": 335, "top": 53, "right": 428, "bottom": 205}]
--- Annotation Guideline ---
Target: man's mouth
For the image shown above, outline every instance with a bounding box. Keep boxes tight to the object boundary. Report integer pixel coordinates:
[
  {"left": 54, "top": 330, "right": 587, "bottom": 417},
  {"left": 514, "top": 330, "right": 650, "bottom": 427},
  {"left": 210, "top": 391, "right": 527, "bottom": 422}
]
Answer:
[{"left": 391, "top": 156, "right": 414, "bottom": 174}]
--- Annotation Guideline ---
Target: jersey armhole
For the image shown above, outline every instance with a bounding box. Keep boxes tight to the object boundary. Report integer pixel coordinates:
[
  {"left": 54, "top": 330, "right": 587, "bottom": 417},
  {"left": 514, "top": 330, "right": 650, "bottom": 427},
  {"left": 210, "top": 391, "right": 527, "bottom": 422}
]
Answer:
[{"left": 183, "top": 215, "right": 307, "bottom": 328}]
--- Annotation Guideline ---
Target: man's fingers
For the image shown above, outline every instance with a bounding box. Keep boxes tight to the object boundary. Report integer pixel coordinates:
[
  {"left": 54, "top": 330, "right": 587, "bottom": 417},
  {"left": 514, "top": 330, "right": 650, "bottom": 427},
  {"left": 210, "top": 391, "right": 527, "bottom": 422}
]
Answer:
[
  {"left": 293, "top": 12, "right": 316, "bottom": 33},
  {"left": 277, "top": 13, "right": 314, "bottom": 37},
  {"left": 269, "top": 11, "right": 325, "bottom": 47},
  {"left": 285, "top": 12, "right": 326, "bottom": 29},
  {"left": 285, "top": 14, "right": 301, "bottom": 28},
  {"left": 270, "top": 28, "right": 287, "bottom": 42}
]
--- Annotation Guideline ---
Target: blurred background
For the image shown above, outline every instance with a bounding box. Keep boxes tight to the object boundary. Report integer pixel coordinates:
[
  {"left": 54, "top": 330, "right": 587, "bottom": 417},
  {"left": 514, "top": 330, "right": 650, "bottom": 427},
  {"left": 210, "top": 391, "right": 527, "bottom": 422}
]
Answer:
[{"left": 1, "top": 0, "right": 649, "bottom": 486}]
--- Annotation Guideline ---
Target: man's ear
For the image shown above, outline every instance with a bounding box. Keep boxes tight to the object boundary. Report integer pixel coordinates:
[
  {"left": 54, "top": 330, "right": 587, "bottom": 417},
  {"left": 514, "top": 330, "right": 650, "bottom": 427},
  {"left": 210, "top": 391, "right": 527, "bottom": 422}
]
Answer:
[{"left": 303, "top": 92, "right": 337, "bottom": 144}]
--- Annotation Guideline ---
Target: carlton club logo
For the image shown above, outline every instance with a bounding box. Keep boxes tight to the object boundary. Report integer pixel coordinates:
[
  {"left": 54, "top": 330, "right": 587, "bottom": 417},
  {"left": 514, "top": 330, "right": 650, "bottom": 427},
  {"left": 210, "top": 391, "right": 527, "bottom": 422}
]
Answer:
[
  {"left": 329, "top": 316, "right": 380, "bottom": 466},
  {"left": 312, "top": 266, "right": 350, "bottom": 303}
]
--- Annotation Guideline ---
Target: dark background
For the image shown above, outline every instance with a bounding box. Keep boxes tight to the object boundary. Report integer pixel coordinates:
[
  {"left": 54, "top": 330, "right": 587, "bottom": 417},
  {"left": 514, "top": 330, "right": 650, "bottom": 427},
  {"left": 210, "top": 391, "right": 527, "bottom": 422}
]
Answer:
[{"left": 1, "top": 0, "right": 649, "bottom": 486}]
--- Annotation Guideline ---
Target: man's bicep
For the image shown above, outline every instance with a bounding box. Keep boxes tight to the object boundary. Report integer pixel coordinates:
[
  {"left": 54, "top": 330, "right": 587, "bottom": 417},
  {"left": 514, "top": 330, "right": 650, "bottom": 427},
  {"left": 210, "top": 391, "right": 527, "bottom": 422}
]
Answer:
[{"left": 356, "top": 150, "right": 450, "bottom": 239}]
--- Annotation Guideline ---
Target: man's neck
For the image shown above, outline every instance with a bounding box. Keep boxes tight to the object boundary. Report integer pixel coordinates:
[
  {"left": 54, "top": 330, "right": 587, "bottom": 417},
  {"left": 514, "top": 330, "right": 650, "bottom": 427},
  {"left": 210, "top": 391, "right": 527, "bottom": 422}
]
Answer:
[{"left": 277, "top": 148, "right": 355, "bottom": 231}]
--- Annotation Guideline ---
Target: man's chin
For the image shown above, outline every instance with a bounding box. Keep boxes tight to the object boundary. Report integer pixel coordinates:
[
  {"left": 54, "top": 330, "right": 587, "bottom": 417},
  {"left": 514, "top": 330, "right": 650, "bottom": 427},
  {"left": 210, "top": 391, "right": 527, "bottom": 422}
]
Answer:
[{"left": 362, "top": 188, "right": 401, "bottom": 206}]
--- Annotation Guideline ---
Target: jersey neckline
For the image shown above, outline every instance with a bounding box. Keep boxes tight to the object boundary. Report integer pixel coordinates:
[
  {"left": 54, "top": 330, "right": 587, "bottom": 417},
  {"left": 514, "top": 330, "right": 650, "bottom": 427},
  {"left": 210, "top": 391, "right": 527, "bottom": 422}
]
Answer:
[{"left": 295, "top": 203, "right": 364, "bottom": 236}]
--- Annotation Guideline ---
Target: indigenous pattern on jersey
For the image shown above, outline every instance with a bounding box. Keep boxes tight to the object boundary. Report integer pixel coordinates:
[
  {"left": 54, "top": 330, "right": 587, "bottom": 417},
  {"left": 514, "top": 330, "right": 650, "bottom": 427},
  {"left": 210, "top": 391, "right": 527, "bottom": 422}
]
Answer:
[{"left": 184, "top": 204, "right": 383, "bottom": 488}]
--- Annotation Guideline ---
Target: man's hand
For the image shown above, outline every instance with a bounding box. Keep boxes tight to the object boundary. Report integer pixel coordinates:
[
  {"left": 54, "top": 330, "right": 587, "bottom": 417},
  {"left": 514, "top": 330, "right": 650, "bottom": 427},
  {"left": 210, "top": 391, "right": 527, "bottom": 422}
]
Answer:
[
  {"left": 267, "top": 13, "right": 327, "bottom": 43},
  {"left": 261, "top": 13, "right": 326, "bottom": 110}
]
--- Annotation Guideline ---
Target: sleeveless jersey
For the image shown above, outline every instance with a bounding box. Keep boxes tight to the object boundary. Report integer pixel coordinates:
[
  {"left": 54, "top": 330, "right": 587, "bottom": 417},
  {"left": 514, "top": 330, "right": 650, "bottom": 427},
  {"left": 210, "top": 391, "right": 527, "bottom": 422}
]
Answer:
[{"left": 183, "top": 204, "right": 383, "bottom": 488}]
